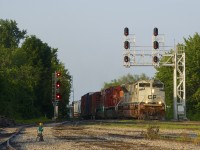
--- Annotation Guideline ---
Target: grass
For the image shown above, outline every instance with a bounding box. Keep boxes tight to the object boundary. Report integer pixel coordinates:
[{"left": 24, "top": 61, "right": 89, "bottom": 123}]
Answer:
[
  {"left": 48, "top": 119, "right": 200, "bottom": 144},
  {"left": 193, "top": 132, "right": 200, "bottom": 145},
  {"left": 15, "top": 117, "right": 52, "bottom": 124},
  {"left": 109, "top": 120, "right": 200, "bottom": 143},
  {"left": 100, "top": 120, "right": 200, "bottom": 131}
]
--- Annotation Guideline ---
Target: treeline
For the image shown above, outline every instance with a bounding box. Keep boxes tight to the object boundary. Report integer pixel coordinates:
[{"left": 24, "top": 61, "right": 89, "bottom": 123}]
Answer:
[
  {"left": 103, "top": 73, "right": 150, "bottom": 89},
  {"left": 104, "top": 33, "right": 200, "bottom": 120},
  {"left": 0, "top": 19, "right": 71, "bottom": 120}
]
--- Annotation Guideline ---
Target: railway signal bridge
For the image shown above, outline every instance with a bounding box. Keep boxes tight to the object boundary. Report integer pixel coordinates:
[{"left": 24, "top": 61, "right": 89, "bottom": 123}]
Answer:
[{"left": 123, "top": 27, "right": 186, "bottom": 120}]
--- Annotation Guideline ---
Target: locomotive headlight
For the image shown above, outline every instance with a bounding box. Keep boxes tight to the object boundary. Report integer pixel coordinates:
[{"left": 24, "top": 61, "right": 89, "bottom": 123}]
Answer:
[
  {"left": 152, "top": 89, "right": 154, "bottom": 94},
  {"left": 158, "top": 101, "right": 162, "bottom": 105}
]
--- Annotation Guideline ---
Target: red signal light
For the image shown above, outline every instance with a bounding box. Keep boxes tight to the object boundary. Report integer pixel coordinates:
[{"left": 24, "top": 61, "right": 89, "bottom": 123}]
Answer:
[
  {"left": 56, "top": 93, "right": 61, "bottom": 100},
  {"left": 56, "top": 81, "right": 60, "bottom": 88},
  {"left": 56, "top": 72, "right": 61, "bottom": 77}
]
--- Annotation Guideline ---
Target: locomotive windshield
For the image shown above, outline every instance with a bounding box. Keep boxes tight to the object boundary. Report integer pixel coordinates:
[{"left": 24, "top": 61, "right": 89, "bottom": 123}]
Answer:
[
  {"left": 139, "top": 83, "right": 150, "bottom": 87},
  {"left": 153, "top": 83, "right": 164, "bottom": 88}
]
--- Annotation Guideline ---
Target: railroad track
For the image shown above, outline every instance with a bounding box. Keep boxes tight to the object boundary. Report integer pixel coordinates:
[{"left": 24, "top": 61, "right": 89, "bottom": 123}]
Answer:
[
  {"left": 0, "top": 121, "right": 69, "bottom": 150},
  {"left": 1, "top": 120, "right": 199, "bottom": 150},
  {"left": 0, "top": 125, "right": 26, "bottom": 150}
]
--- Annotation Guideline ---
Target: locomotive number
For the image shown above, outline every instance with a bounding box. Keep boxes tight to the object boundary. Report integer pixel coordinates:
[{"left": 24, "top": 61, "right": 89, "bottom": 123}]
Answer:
[{"left": 148, "top": 95, "right": 156, "bottom": 99}]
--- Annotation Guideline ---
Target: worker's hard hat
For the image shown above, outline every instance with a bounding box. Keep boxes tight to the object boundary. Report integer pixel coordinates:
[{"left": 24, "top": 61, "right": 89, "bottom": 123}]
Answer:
[{"left": 39, "top": 122, "right": 43, "bottom": 126}]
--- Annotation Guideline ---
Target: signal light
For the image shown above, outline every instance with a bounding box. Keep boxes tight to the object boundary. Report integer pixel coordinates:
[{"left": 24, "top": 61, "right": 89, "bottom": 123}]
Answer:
[
  {"left": 56, "top": 93, "right": 61, "bottom": 100},
  {"left": 124, "top": 41, "right": 129, "bottom": 49},
  {"left": 153, "top": 56, "right": 159, "bottom": 63},
  {"left": 124, "top": 27, "right": 129, "bottom": 36},
  {"left": 124, "top": 56, "right": 129, "bottom": 62},
  {"left": 56, "top": 81, "right": 60, "bottom": 88},
  {"left": 153, "top": 27, "right": 158, "bottom": 36},
  {"left": 56, "top": 72, "right": 61, "bottom": 77},
  {"left": 153, "top": 41, "right": 159, "bottom": 49}
]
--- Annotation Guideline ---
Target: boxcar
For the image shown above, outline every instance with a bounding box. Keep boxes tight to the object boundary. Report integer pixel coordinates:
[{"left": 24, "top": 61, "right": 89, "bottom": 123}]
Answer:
[
  {"left": 73, "top": 100, "right": 81, "bottom": 118},
  {"left": 81, "top": 92, "right": 93, "bottom": 119}
]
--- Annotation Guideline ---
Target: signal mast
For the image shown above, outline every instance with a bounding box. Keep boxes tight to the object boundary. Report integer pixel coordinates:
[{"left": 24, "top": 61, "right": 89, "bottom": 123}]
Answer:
[
  {"left": 52, "top": 71, "right": 62, "bottom": 120},
  {"left": 123, "top": 27, "right": 186, "bottom": 120}
]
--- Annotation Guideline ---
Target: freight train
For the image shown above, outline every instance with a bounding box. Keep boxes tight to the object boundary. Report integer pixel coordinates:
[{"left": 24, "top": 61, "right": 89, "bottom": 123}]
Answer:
[{"left": 72, "top": 79, "right": 166, "bottom": 120}]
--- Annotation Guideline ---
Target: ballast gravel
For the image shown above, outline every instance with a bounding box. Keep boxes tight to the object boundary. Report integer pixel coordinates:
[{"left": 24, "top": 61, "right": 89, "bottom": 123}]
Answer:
[{"left": 11, "top": 124, "right": 200, "bottom": 150}]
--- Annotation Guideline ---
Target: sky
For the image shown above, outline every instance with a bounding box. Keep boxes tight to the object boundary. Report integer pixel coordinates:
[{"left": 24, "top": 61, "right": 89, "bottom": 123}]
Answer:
[{"left": 1, "top": 0, "right": 200, "bottom": 103}]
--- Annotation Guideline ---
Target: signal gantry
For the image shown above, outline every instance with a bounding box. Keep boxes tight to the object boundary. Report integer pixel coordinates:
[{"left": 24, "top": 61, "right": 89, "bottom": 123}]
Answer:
[{"left": 122, "top": 27, "right": 186, "bottom": 120}]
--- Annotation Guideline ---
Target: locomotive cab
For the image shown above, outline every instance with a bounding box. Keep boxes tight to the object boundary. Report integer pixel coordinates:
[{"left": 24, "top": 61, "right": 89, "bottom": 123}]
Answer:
[
  {"left": 135, "top": 80, "right": 165, "bottom": 106},
  {"left": 119, "top": 80, "right": 166, "bottom": 120}
]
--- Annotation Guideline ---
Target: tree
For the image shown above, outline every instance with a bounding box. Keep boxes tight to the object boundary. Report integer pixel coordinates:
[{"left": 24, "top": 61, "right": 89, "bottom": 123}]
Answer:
[
  {"left": 155, "top": 61, "right": 173, "bottom": 119},
  {"left": 184, "top": 33, "right": 200, "bottom": 119},
  {"left": 0, "top": 19, "right": 71, "bottom": 120},
  {"left": 21, "top": 35, "right": 72, "bottom": 118},
  {"left": 0, "top": 19, "right": 27, "bottom": 119},
  {"left": 156, "top": 33, "right": 200, "bottom": 120},
  {"left": 103, "top": 73, "right": 150, "bottom": 89},
  {"left": 0, "top": 19, "right": 26, "bottom": 48}
]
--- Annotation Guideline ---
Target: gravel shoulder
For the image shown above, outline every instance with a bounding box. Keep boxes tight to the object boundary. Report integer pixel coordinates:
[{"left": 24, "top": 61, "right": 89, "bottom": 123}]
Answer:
[
  {"left": 10, "top": 121, "right": 200, "bottom": 150},
  {"left": 0, "top": 127, "right": 19, "bottom": 143}
]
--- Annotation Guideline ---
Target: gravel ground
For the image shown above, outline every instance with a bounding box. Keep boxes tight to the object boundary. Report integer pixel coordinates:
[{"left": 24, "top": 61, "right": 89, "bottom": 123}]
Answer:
[
  {"left": 0, "top": 127, "right": 19, "bottom": 143},
  {"left": 10, "top": 122, "right": 200, "bottom": 150}
]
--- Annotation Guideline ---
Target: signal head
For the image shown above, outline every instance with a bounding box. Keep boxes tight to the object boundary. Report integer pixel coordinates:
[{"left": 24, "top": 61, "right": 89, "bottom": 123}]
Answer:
[
  {"left": 124, "top": 56, "right": 129, "bottom": 63},
  {"left": 153, "top": 27, "right": 158, "bottom": 36},
  {"left": 56, "top": 81, "right": 61, "bottom": 88},
  {"left": 56, "top": 72, "right": 61, "bottom": 77},
  {"left": 153, "top": 56, "right": 159, "bottom": 63},
  {"left": 56, "top": 93, "right": 61, "bottom": 100},
  {"left": 124, "top": 41, "right": 129, "bottom": 49},
  {"left": 153, "top": 41, "right": 159, "bottom": 49},
  {"left": 124, "top": 27, "right": 129, "bottom": 36}
]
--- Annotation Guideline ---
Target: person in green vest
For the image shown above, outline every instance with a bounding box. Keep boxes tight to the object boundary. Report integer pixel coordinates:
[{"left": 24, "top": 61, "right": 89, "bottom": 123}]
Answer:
[{"left": 36, "top": 122, "right": 44, "bottom": 141}]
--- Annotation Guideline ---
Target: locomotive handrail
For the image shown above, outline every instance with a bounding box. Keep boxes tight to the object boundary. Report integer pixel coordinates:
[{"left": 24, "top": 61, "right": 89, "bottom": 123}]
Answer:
[{"left": 115, "top": 99, "right": 124, "bottom": 111}]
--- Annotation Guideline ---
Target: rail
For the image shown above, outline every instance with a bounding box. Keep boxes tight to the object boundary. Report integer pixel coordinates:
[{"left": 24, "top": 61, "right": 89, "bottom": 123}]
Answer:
[
  {"left": 0, "top": 121, "right": 69, "bottom": 149},
  {"left": 0, "top": 125, "right": 26, "bottom": 150}
]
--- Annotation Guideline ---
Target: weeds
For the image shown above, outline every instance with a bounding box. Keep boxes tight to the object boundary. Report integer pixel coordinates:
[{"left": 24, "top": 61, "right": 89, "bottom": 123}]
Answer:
[
  {"left": 193, "top": 132, "right": 200, "bottom": 145},
  {"left": 180, "top": 132, "right": 191, "bottom": 142},
  {"left": 141, "top": 125, "right": 160, "bottom": 140}
]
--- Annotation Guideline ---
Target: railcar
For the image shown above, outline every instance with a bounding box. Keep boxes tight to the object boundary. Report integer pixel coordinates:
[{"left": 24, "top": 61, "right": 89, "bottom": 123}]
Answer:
[
  {"left": 79, "top": 79, "right": 165, "bottom": 120},
  {"left": 99, "top": 86, "right": 124, "bottom": 119},
  {"left": 81, "top": 92, "right": 93, "bottom": 119},
  {"left": 72, "top": 100, "right": 81, "bottom": 118}
]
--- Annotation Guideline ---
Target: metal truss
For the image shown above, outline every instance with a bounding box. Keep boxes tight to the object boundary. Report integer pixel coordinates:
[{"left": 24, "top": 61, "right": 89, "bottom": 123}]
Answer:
[{"left": 173, "top": 46, "right": 186, "bottom": 120}]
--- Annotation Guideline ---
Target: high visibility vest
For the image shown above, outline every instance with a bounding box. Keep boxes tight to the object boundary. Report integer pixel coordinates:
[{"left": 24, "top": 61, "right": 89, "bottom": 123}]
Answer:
[{"left": 38, "top": 126, "right": 43, "bottom": 134}]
